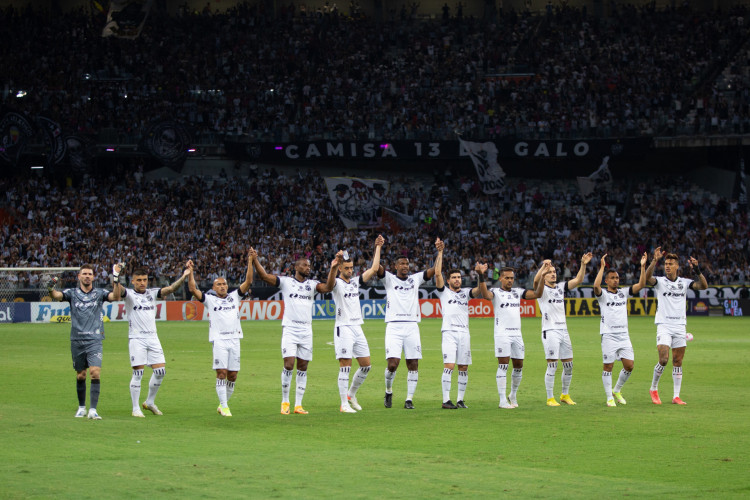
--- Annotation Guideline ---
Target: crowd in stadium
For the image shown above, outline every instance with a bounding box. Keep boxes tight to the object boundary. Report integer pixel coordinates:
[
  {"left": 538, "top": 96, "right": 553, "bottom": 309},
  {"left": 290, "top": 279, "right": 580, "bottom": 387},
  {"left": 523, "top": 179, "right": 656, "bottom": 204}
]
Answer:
[
  {"left": 0, "top": 166, "right": 746, "bottom": 289},
  {"left": 2, "top": 2, "right": 750, "bottom": 143}
]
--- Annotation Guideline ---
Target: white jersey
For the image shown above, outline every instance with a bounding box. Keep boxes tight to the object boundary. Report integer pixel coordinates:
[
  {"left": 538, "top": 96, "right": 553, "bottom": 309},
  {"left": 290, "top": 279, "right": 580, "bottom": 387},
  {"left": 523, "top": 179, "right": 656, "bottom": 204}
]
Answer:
[
  {"left": 538, "top": 282, "right": 568, "bottom": 332},
  {"left": 490, "top": 287, "right": 527, "bottom": 336},
  {"left": 435, "top": 286, "right": 472, "bottom": 333},
  {"left": 201, "top": 289, "right": 244, "bottom": 342},
  {"left": 596, "top": 286, "right": 632, "bottom": 339},
  {"left": 653, "top": 276, "right": 693, "bottom": 325},
  {"left": 278, "top": 276, "right": 320, "bottom": 328},
  {"left": 331, "top": 276, "right": 364, "bottom": 327},
  {"left": 123, "top": 288, "right": 162, "bottom": 339},
  {"left": 384, "top": 271, "right": 427, "bottom": 323}
]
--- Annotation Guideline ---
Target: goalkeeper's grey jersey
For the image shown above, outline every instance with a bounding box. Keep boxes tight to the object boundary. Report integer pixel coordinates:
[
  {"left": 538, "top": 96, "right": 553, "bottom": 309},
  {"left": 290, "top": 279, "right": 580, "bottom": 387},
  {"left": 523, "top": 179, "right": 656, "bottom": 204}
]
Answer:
[{"left": 62, "top": 287, "right": 111, "bottom": 341}]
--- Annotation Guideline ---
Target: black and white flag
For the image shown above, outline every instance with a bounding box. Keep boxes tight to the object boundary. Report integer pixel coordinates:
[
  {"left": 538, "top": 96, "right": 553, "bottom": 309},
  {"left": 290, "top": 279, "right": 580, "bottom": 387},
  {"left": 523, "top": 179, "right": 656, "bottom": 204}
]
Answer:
[
  {"left": 739, "top": 159, "right": 748, "bottom": 209},
  {"left": 102, "top": 0, "right": 154, "bottom": 38},
  {"left": 577, "top": 156, "right": 613, "bottom": 200},
  {"left": 0, "top": 111, "right": 35, "bottom": 166},
  {"left": 459, "top": 139, "right": 506, "bottom": 194},
  {"left": 325, "top": 177, "right": 389, "bottom": 229}
]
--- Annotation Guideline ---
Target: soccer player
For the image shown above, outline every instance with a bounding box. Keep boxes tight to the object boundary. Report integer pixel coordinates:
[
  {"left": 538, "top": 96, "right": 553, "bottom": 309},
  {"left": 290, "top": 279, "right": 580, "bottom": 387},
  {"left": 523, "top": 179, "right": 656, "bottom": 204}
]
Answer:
[
  {"left": 332, "top": 235, "right": 384, "bottom": 413},
  {"left": 434, "top": 240, "right": 485, "bottom": 409},
  {"left": 535, "top": 253, "right": 593, "bottom": 406},
  {"left": 48, "top": 263, "right": 125, "bottom": 420},
  {"left": 187, "top": 250, "right": 254, "bottom": 417},
  {"left": 379, "top": 238, "right": 440, "bottom": 410},
  {"left": 479, "top": 266, "right": 543, "bottom": 409},
  {"left": 251, "top": 249, "right": 341, "bottom": 415},
  {"left": 122, "top": 264, "right": 191, "bottom": 417},
  {"left": 644, "top": 247, "right": 708, "bottom": 405},
  {"left": 593, "top": 252, "right": 647, "bottom": 407}
]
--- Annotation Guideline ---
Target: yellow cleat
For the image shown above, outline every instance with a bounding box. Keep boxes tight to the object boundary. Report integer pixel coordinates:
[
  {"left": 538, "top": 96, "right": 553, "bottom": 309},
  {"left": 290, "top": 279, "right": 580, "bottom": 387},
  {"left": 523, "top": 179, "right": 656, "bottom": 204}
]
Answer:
[
  {"left": 560, "top": 394, "right": 577, "bottom": 405},
  {"left": 294, "top": 406, "right": 309, "bottom": 414},
  {"left": 217, "top": 405, "right": 232, "bottom": 417},
  {"left": 546, "top": 398, "right": 560, "bottom": 407},
  {"left": 606, "top": 399, "right": 616, "bottom": 407},
  {"left": 613, "top": 392, "right": 627, "bottom": 405},
  {"left": 280, "top": 402, "right": 290, "bottom": 415}
]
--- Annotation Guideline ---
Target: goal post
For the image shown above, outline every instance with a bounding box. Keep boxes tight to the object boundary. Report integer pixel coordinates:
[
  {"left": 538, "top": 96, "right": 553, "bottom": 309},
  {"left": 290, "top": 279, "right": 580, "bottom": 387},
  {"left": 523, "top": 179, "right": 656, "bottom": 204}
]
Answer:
[{"left": 0, "top": 267, "right": 81, "bottom": 306}]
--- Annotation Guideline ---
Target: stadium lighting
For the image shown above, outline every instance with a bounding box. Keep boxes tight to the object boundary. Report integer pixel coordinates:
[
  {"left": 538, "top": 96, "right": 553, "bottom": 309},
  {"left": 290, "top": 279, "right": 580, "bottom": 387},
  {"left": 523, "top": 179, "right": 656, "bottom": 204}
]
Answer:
[
  {"left": 380, "top": 143, "right": 390, "bottom": 149},
  {"left": 274, "top": 146, "right": 283, "bottom": 150},
  {"left": 105, "top": 148, "right": 116, "bottom": 152},
  {"left": 16, "top": 90, "right": 27, "bottom": 98},
  {"left": 30, "top": 165, "right": 44, "bottom": 170},
  {"left": 187, "top": 148, "right": 197, "bottom": 153}
]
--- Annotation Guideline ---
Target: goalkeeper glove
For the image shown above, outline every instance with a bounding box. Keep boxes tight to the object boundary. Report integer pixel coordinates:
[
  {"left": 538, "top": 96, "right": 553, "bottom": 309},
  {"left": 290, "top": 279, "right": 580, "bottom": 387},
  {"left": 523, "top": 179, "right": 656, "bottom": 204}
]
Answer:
[{"left": 112, "top": 263, "right": 125, "bottom": 283}]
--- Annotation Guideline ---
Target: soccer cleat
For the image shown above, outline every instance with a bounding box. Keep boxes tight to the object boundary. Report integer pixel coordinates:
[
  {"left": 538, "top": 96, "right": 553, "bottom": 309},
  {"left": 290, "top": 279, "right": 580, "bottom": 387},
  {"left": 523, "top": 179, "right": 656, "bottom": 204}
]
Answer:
[
  {"left": 384, "top": 392, "right": 393, "bottom": 408},
  {"left": 499, "top": 401, "right": 514, "bottom": 409},
  {"left": 546, "top": 398, "right": 560, "bottom": 407},
  {"left": 560, "top": 394, "right": 576, "bottom": 405},
  {"left": 339, "top": 404, "right": 357, "bottom": 413},
  {"left": 142, "top": 402, "right": 163, "bottom": 416},
  {"left": 606, "top": 399, "right": 616, "bottom": 407},
  {"left": 132, "top": 409, "right": 146, "bottom": 417},
  {"left": 74, "top": 407, "right": 87, "bottom": 418},
  {"left": 403, "top": 400, "right": 415, "bottom": 409},
  {"left": 442, "top": 400, "right": 458, "bottom": 409},
  {"left": 509, "top": 398, "right": 519, "bottom": 408},
  {"left": 347, "top": 395, "right": 362, "bottom": 411},
  {"left": 672, "top": 397, "right": 687, "bottom": 405},
  {"left": 293, "top": 406, "right": 308, "bottom": 414},
  {"left": 87, "top": 409, "right": 102, "bottom": 420},
  {"left": 217, "top": 405, "right": 232, "bottom": 417},
  {"left": 650, "top": 390, "right": 662, "bottom": 405},
  {"left": 280, "top": 402, "right": 290, "bottom": 415},
  {"left": 613, "top": 392, "right": 627, "bottom": 405},
  {"left": 456, "top": 400, "right": 468, "bottom": 409}
]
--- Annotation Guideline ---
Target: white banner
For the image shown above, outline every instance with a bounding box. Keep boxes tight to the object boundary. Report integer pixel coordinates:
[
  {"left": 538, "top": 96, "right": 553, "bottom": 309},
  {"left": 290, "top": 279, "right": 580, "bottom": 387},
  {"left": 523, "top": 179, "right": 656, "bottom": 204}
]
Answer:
[
  {"left": 324, "top": 177, "right": 389, "bottom": 229},
  {"left": 30, "top": 301, "right": 167, "bottom": 323},
  {"left": 577, "top": 156, "right": 613, "bottom": 199},
  {"left": 460, "top": 139, "right": 506, "bottom": 194},
  {"left": 102, "top": 0, "right": 154, "bottom": 38}
]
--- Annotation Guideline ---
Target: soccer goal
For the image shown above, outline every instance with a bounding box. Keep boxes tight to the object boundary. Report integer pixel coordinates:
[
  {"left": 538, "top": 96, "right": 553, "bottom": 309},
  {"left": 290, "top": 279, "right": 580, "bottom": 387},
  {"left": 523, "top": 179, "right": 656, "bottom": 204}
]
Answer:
[{"left": 0, "top": 267, "right": 80, "bottom": 306}]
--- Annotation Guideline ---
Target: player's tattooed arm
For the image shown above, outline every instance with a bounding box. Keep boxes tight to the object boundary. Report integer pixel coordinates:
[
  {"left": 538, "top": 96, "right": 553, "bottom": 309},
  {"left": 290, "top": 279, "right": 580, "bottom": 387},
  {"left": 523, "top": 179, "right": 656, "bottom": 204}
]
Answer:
[
  {"left": 238, "top": 248, "right": 255, "bottom": 295},
  {"left": 318, "top": 250, "right": 343, "bottom": 293},
  {"left": 688, "top": 256, "right": 708, "bottom": 290},
  {"left": 568, "top": 252, "right": 592, "bottom": 290},
  {"left": 434, "top": 239, "right": 444, "bottom": 289},
  {"left": 250, "top": 247, "right": 278, "bottom": 286},
  {"left": 161, "top": 264, "right": 190, "bottom": 297},
  {"left": 424, "top": 238, "right": 444, "bottom": 280},
  {"left": 632, "top": 252, "right": 648, "bottom": 294},
  {"left": 362, "top": 234, "right": 385, "bottom": 283},
  {"left": 645, "top": 246, "right": 662, "bottom": 286},
  {"left": 186, "top": 259, "right": 203, "bottom": 301}
]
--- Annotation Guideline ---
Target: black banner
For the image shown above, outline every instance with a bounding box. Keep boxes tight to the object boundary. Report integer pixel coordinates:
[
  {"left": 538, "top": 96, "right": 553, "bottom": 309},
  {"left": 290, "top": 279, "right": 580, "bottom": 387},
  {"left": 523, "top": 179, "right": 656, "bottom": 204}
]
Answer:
[
  {"left": 141, "top": 121, "right": 192, "bottom": 168},
  {"left": 0, "top": 110, "right": 35, "bottom": 166},
  {"left": 224, "top": 138, "right": 652, "bottom": 163}
]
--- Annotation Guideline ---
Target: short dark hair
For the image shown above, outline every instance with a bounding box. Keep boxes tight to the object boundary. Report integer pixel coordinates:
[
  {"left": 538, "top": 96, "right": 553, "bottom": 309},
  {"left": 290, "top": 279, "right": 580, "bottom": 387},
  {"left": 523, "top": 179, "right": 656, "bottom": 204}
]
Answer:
[
  {"left": 447, "top": 268, "right": 462, "bottom": 278},
  {"left": 665, "top": 253, "right": 679, "bottom": 262},
  {"left": 132, "top": 267, "right": 149, "bottom": 277},
  {"left": 500, "top": 267, "right": 515, "bottom": 274},
  {"left": 394, "top": 256, "right": 409, "bottom": 264},
  {"left": 605, "top": 269, "right": 618, "bottom": 278},
  {"left": 79, "top": 264, "right": 94, "bottom": 272}
]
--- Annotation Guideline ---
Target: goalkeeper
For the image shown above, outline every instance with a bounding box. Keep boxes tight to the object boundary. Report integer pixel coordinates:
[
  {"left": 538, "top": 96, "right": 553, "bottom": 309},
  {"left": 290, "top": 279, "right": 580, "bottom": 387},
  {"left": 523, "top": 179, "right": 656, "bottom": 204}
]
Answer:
[{"left": 48, "top": 263, "right": 125, "bottom": 420}]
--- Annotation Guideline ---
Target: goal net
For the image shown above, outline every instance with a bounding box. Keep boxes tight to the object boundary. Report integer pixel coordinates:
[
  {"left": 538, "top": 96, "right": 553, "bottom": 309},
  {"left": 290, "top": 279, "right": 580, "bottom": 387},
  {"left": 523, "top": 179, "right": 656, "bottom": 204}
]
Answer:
[{"left": 0, "top": 268, "right": 80, "bottom": 312}]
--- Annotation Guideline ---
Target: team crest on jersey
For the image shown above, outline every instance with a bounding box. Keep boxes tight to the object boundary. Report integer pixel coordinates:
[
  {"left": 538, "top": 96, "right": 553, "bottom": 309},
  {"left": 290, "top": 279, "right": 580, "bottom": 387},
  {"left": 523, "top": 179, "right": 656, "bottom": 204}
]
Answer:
[
  {"left": 305, "top": 285, "right": 312, "bottom": 291},
  {"left": 512, "top": 291, "right": 519, "bottom": 299},
  {"left": 678, "top": 283, "right": 684, "bottom": 290},
  {"left": 618, "top": 292, "right": 624, "bottom": 299}
]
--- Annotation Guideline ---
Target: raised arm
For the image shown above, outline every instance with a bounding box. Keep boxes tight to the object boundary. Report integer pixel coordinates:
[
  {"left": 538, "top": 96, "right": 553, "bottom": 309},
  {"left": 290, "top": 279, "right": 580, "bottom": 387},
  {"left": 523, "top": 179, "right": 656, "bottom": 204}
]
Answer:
[
  {"left": 317, "top": 251, "right": 343, "bottom": 293},
  {"left": 238, "top": 248, "right": 255, "bottom": 295},
  {"left": 567, "top": 252, "right": 593, "bottom": 290},
  {"left": 362, "top": 234, "right": 385, "bottom": 283},
  {"left": 688, "top": 256, "right": 708, "bottom": 291},
  {"left": 424, "top": 238, "right": 443, "bottom": 280},
  {"left": 108, "top": 262, "right": 126, "bottom": 301},
  {"left": 47, "top": 275, "right": 64, "bottom": 301},
  {"left": 593, "top": 253, "right": 606, "bottom": 296},
  {"left": 645, "top": 246, "right": 662, "bottom": 286},
  {"left": 160, "top": 264, "right": 190, "bottom": 297},
  {"left": 631, "top": 252, "right": 648, "bottom": 294},
  {"left": 533, "top": 259, "right": 552, "bottom": 289},
  {"left": 534, "top": 261, "right": 553, "bottom": 298},
  {"left": 472, "top": 262, "right": 489, "bottom": 299},
  {"left": 251, "top": 248, "right": 279, "bottom": 286},
  {"left": 434, "top": 239, "right": 445, "bottom": 289},
  {"left": 187, "top": 260, "right": 203, "bottom": 301}
]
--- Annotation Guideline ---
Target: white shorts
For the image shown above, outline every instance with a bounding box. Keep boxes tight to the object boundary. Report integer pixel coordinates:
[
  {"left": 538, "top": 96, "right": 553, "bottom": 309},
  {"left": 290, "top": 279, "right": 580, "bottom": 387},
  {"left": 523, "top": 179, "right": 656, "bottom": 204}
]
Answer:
[
  {"left": 129, "top": 337, "right": 166, "bottom": 367},
  {"left": 442, "top": 329, "right": 472, "bottom": 365},
  {"left": 542, "top": 329, "right": 573, "bottom": 360},
  {"left": 334, "top": 325, "right": 371, "bottom": 359},
  {"left": 282, "top": 326, "right": 313, "bottom": 361},
  {"left": 601, "top": 335, "right": 634, "bottom": 363},
  {"left": 385, "top": 322, "right": 422, "bottom": 360},
  {"left": 212, "top": 338, "right": 241, "bottom": 371},
  {"left": 656, "top": 324, "right": 687, "bottom": 349},
  {"left": 494, "top": 332, "right": 525, "bottom": 359}
]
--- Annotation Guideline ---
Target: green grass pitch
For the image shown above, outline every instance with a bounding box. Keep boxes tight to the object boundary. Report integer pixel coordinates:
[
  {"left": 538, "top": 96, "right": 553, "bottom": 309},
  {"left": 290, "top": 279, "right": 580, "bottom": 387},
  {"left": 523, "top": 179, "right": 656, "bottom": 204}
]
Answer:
[{"left": 1, "top": 316, "right": 749, "bottom": 499}]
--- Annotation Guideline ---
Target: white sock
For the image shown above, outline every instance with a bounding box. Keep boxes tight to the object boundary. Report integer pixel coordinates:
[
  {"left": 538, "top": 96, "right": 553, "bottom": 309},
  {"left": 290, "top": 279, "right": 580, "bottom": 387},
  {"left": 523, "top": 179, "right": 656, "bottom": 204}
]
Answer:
[
  {"left": 496, "top": 364, "right": 508, "bottom": 404},
  {"left": 338, "top": 366, "right": 350, "bottom": 406},
  {"left": 545, "top": 362, "right": 557, "bottom": 399},
  {"left": 406, "top": 370, "right": 418, "bottom": 401},
  {"left": 651, "top": 363, "right": 665, "bottom": 391},
  {"left": 510, "top": 367, "right": 523, "bottom": 400},
  {"left": 294, "top": 370, "right": 307, "bottom": 407},
  {"left": 216, "top": 378, "right": 227, "bottom": 406},
  {"left": 348, "top": 366, "right": 370, "bottom": 397},
  {"left": 602, "top": 370, "right": 613, "bottom": 399},
  {"left": 442, "top": 368, "right": 453, "bottom": 402},
  {"left": 226, "top": 381, "right": 235, "bottom": 401},
  {"left": 281, "top": 369, "right": 293, "bottom": 403},
  {"left": 145, "top": 367, "right": 165, "bottom": 405},
  {"left": 673, "top": 366, "right": 683, "bottom": 399},
  {"left": 130, "top": 369, "right": 143, "bottom": 410},
  {"left": 384, "top": 368, "right": 396, "bottom": 393},
  {"left": 614, "top": 369, "right": 631, "bottom": 392},
  {"left": 562, "top": 361, "right": 573, "bottom": 395},
  {"left": 457, "top": 371, "right": 468, "bottom": 402}
]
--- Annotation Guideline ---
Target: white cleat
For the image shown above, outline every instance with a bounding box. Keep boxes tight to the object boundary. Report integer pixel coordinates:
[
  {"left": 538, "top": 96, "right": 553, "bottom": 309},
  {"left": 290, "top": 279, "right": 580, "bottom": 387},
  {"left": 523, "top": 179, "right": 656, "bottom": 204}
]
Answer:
[
  {"left": 142, "top": 402, "right": 163, "bottom": 415},
  {"left": 87, "top": 409, "right": 102, "bottom": 420},
  {"left": 74, "top": 407, "right": 87, "bottom": 418},
  {"left": 347, "top": 395, "right": 362, "bottom": 411},
  {"left": 132, "top": 409, "right": 146, "bottom": 418},
  {"left": 340, "top": 404, "right": 357, "bottom": 413},
  {"left": 499, "top": 401, "right": 514, "bottom": 409}
]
